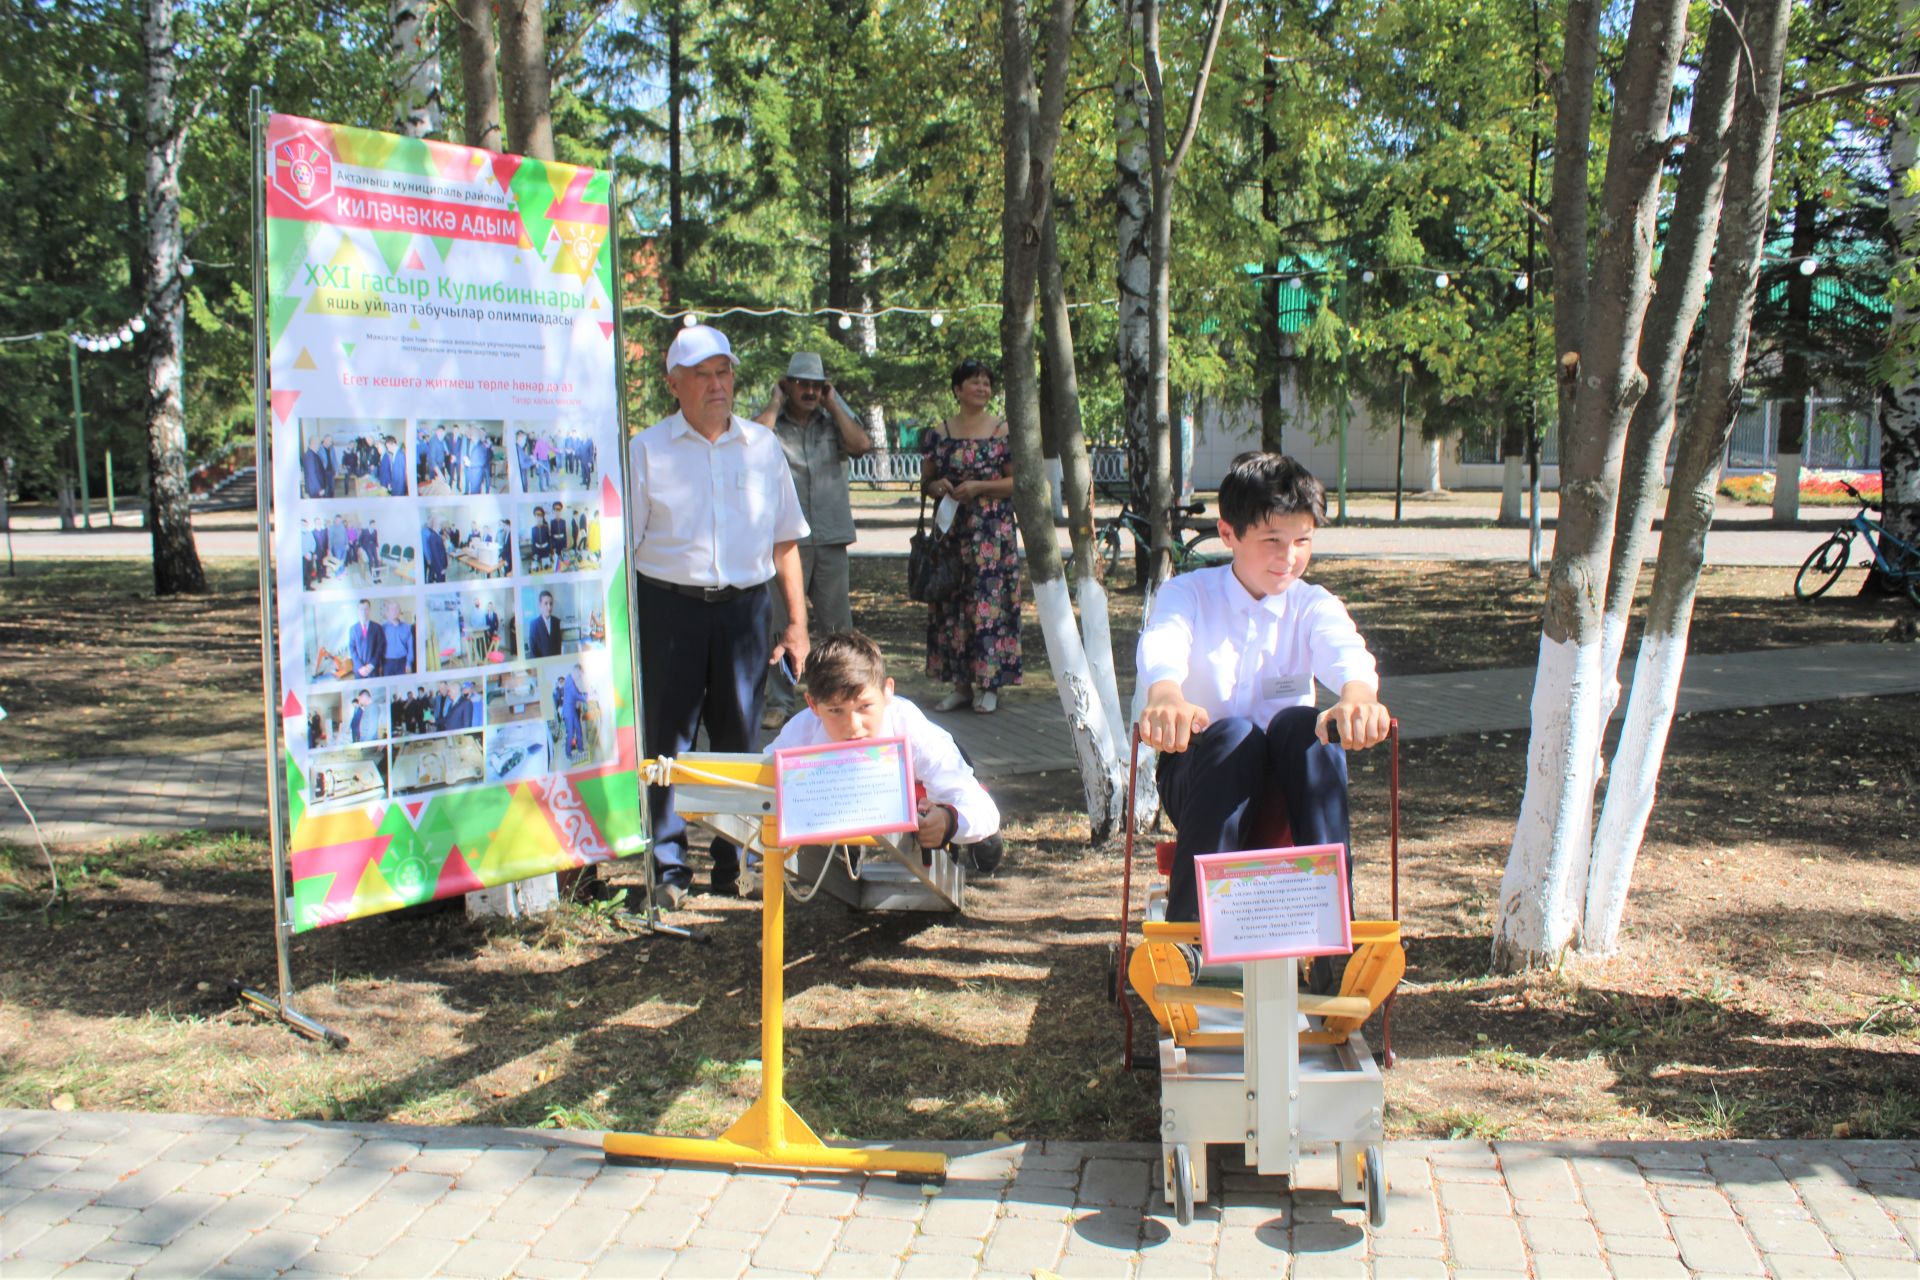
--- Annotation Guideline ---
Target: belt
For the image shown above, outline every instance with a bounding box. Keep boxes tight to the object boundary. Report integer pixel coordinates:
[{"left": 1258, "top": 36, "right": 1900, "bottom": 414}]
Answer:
[{"left": 639, "top": 574, "right": 764, "bottom": 603}]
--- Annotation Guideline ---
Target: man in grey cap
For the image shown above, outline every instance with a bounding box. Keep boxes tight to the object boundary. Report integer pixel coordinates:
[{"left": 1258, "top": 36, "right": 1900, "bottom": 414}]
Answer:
[{"left": 752, "top": 351, "right": 875, "bottom": 728}]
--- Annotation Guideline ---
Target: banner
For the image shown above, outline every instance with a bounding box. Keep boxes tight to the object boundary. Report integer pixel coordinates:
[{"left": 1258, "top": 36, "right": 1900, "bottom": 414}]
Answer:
[{"left": 262, "top": 113, "right": 644, "bottom": 932}]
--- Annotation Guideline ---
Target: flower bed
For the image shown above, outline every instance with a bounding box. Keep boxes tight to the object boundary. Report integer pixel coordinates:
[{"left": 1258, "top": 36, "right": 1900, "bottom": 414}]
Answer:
[{"left": 1718, "top": 469, "right": 1881, "bottom": 506}]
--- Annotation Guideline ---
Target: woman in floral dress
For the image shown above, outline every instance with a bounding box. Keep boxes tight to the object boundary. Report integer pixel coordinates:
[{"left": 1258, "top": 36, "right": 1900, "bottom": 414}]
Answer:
[{"left": 920, "top": 359, "right": 1022, "bottom": 713}]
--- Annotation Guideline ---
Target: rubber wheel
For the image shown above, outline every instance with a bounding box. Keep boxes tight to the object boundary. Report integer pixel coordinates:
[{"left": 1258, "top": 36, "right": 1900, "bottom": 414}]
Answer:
[
  {"left": 1794, "top": 535, "right": 1850, "bottom": 600},
  {"left": 1099, "top": 526, "right": 1125, "bottom": 583},
  {"left": 1365, "top": 1144, "right": 1387, "bottom": 1229},
  {"left": 1170, "top": 1144, "right": 1196, "bottom": 1227}
]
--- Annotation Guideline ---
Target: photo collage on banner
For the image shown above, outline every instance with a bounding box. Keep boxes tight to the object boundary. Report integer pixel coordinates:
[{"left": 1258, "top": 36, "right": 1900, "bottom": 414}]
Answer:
[{"left": 264, "top": 113, "right": 642, "bottom": 931}]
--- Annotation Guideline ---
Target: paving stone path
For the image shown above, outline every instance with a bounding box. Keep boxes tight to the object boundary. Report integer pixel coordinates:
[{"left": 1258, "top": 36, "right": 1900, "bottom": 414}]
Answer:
[{"left": 2, "top": 1111, "right": 1917, "bottom": 1278}]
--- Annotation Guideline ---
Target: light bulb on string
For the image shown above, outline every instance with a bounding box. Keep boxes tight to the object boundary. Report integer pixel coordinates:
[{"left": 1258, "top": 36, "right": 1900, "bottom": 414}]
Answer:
[
  {"left": 682, "top": 313, "right": 699, "bottom": 327},
  {"left": 179, "top": 259, "right": 194, "bottom": 278},
  {"left": 1798, "top": 257, "right": 1819, "bottom": 276},
  {"left": 69, "top": 332, "right": 83, "bottom": 348},
  {"left": 1288, "top": 276, "right": 1304, "bottom": 290},
  {"left": 131, "top": 316, "right": 146, "bottom": 333},
  {"left": 1513, "top": 273, "right": 1530, "bottom": 291},
  {"left": 929, "top": 312, "right": 944, "bottom": 328},
  {"left": 1361, "top": 270, "right": 1376, "bottom": 284},
  {"left": 117, "top": 326, "right": 133, "bottom": 342},
  {"left": 837, "top": 314, "right": 853, "bottom": 330},
  {"left": 1434, "top": 272, "right": 1451, "bottom": 290}
]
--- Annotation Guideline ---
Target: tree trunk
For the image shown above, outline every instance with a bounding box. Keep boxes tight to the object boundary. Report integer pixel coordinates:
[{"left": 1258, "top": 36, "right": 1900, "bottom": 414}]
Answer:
[
  {"left": 497, "top": 0, "right": 554, "bottom": 161},
  {"left": 140, "top": 0, "right": 204, "bottom": 597},
  {"left": 1596, "top": 1, "right": 1745, "bottom": 720},
  {"left": 453, "top": 0, "right": 502, "bottom": 152},
  {"left": 1583, "top": 0, "right": 1794, "bottom": 953},
  {"left": 1003, "top": 0, "right": 1117, "bottom": 836},
  {"left": 1258, "top": 0, "right": 1284, "bottom": 453},
  {"left": 1115, "top": 11, "right": 1152, "bottom": 546},
  {"left": 1548, "top": 0, "right": 1602, "bottom": 460},
  {"left": 1878, "top": 0, "right": 1919, "bottom": 568},
  {"left": 1499, "top": 438, "right": 1525, "bottom": 523},
  {"left": 1493, "top": 0, "right": 1689, "bottom": 973},
  {"left": 1772, "top": 191, "right": 1819, "bottom": 522},
  {"left": 389, "top": 0, "right": 445, "bottom": 138}
]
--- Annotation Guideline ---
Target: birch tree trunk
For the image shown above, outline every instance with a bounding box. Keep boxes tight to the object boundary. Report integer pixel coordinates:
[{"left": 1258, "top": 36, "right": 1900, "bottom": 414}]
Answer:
[
  {"left": 389, "top": 1, "right": 445, "bottom": 139},
  {"left": 1878, "top": 0, "right": 1920, "bottom": 568},
  {"left": 453, "top": 0, "right": 502, "bottom": 153},
  {"left": 140, "top": 0, "right": 205, "bottom": 597},
  {"left": 1597, "top": 1, "right": 1744, "bottom": 717},
  {"left": 1548, "top": 0, "right": 1602, "bottom": 458},
  {"left": 1493, "top": 0, "right": 1689, "bottom": 973},
  {"left": 1115, "top": 15, "right": 1153, "bottom": 556},
  {"left": 498, "top": 0, "right": 554, "bottom": 161},
  {"left": 1584, "top": 0, "right": 1795, "bottom": 951},
  {"left": 1772, "top": 192, "right": 1819, "bottom": 523},
  {"left": 1002, "top": 0, "right": 1121, "bottom": 837}
]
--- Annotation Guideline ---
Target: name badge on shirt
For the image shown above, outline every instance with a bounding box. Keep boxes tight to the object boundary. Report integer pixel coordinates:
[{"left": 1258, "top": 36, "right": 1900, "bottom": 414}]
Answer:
[{"left": 1263, "top": 672, "right": 1313, "bottom": 701}]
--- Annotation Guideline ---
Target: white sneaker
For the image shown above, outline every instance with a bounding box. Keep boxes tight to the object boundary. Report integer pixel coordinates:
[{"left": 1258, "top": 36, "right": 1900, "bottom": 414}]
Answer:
[
  {"left": 972, "top": 691, "right": 998, "bottom": 714},
  {"left": 934, "top": 688, "right": 972, "bottom": 712}
]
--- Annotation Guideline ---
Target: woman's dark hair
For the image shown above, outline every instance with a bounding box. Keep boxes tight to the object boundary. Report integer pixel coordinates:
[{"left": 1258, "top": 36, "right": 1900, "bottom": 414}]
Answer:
[
  {"left": 950, "top": 358, "right": 996, "bottom": 392},
  {"left": 1217, "top": 452, "right": 1327, "bottom": 535}
]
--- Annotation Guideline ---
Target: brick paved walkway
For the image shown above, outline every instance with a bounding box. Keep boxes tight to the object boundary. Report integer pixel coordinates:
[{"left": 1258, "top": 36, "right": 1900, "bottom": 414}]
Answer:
[
  {"left": 2, "top": 1111, "right": 1916, "bottom": 1278},
  {"left": 5, "top": 641, "right": 1917, "bottom": 847}
]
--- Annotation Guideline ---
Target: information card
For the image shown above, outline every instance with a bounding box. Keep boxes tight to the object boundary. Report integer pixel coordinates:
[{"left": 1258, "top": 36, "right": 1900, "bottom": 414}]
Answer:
[
  {"left": 773, "top": 738, "right": 917, "bottom": 847},
  {"left": 1193, "top": 844, "right": 1353, "bottom": 964}
]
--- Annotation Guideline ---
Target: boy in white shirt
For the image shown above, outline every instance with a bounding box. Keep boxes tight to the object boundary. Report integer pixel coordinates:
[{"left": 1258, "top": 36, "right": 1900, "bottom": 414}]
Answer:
[
  {"left": 767, "top": 631, "right": 1003, "bottom": 872},
  {"left": 1136, "top": 452, "right": 1392, "bottom": 923}
]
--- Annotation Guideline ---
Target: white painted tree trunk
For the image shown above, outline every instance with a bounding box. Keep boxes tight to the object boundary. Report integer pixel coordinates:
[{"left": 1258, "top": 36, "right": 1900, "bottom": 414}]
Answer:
[
  {"left": 1046, "top": 457, "right": 1066, "bottom": 521},
  {"left": 1772, "top": 449, "right": 1802, "bottom": 522},
  {"left": 1423, "top": 437, "right": 1443, "bottom": 492},
  {"left": 1495, "top": 635, "right": 1607, "bottom": 967},
  {"left": 1500, "top": 455, "right": 1525, "bottom": 523},
  {"left": 1033, "top": 578, "right": 1126, "bottom": 830},
  {"left": 1583, "top": 629, "right": 1685, "bottom": 951}
]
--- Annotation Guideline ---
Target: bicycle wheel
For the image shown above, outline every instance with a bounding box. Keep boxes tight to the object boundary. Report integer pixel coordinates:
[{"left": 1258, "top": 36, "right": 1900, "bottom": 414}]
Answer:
[
  {"left": 1098, "top": 524, "right": 1124, "bottom": 581},
  {"left": 1794, "top": 535, "right": 1850, "bottom": 600}
]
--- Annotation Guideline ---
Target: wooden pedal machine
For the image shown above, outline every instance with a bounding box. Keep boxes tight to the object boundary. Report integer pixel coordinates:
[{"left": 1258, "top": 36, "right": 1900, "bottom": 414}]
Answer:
[{"left": 1113, "top": 724, "right": 1407, "bottom": 1226}]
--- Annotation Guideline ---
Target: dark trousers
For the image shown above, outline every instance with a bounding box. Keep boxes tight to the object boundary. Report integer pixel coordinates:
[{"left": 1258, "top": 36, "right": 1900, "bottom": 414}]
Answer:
[
  {"left": 637, "top": 576, "right": 773, "bottom": 887},
  {"left": 1156, "top": 706, "right": 1352, "bottom": 922}
]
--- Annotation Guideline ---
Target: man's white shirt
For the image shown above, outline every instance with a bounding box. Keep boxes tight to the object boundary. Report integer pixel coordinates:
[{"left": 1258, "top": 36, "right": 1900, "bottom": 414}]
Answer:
[
  {"left": 766, "top": 696, "right": 1000, "bottom": 844},
  {"left": 628, "top": 411, "right": 810, "bottom": 588},
  {"left": 1136, "top": 565, "right": 1378, "bottom": 725}
]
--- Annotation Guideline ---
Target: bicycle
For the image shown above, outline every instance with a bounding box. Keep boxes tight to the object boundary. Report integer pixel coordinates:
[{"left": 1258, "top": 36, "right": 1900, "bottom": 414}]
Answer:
[
  {"left": 1793, "top": 480, "right": 1920, "bottom": 606},
  {"left": 1096, "top": 493, "right": 1228, "bottom": 583}
]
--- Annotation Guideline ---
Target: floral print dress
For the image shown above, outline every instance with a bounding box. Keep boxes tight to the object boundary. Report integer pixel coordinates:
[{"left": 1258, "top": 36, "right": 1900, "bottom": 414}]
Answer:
[{"left": 923, "top": 430, "right": 1023, "bottom": 692}]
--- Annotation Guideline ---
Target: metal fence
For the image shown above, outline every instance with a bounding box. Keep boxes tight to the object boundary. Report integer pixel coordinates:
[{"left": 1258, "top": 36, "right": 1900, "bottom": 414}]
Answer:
[
  {"left": 847, "top": 445, "right": 1130, "bottom": 486},
  {"left": 1725, "top": 397, "right": 1881, "bottom": 471}
]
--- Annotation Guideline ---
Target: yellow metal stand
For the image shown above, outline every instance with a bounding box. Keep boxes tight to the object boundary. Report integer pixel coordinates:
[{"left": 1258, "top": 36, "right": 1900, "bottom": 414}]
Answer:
[{"left": 602, "top": 757, "right": 947, "bottom": 1181}]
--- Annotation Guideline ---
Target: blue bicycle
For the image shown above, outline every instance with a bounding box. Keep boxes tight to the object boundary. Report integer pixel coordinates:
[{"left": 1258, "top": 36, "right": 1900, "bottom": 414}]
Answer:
[{"left": 1793, "top": 480, "right": 1920, "bottom": 606}]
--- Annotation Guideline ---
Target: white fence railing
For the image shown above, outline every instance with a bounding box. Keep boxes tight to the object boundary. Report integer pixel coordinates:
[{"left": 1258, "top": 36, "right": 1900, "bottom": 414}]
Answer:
[{"left": 848, "top": 444, "right": 1130, "bottom": 485}]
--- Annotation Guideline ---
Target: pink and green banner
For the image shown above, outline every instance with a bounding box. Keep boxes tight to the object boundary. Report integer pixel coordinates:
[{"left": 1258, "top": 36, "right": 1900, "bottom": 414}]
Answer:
[{"left": 262, "top": 113, "right": 643, "bottom": 932}]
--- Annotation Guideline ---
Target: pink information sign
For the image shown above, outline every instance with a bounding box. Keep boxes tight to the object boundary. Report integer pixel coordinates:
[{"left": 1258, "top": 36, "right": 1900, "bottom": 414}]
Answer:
[
  {"left": 772, "top": 736, "right": 918, "bottom": 847},
  {"left": 1193, "top": 844, "right": 1353, "bottom": 965}
]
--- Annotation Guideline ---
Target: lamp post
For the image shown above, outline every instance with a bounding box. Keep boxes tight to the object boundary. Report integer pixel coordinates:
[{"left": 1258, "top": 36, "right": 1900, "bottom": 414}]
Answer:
[{"left": 68, "top": 337, "right": 91, "bottom": 529}]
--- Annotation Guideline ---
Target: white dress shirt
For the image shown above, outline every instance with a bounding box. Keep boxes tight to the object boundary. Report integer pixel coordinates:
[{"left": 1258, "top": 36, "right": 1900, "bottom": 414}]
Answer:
[
  {"left": 1136, "top": 565, "right": 1378, "bottom": 725},
  {"left": 766, "top": 696, "right": 1000, "bottom": 844},
  {"left": 628, "top": 411, "right": 810, "bottom": 588}
]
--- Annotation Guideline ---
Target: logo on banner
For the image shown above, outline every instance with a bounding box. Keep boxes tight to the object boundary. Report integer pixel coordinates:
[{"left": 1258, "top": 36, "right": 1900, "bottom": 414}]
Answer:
[{"left": 273, "top": 132, "right": 336, "bottom": 210}]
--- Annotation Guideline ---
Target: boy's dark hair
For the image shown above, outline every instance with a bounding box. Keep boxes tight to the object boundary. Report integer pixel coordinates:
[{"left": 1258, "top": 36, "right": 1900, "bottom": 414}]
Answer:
[
  {"left": 805, "top": 631, "right": 890, "bottom": 705},
  {"left": 950, "top": 358, "right": 996, "bottom": 391},
  {"left": 1217, "top": 452, "right": 1327, "bottom": 535}
]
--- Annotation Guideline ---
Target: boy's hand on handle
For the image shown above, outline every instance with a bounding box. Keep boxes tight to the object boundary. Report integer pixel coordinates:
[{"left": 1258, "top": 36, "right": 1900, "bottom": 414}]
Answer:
[
  {"left": 1317, "top": 685, "right": 1390, "bottom": 750},
  {"left": 916, "top": 797, "right": 956, "bottom": 848},
  {"left": 1139, "top": 680, "right": 1210, "bottom": 754}
]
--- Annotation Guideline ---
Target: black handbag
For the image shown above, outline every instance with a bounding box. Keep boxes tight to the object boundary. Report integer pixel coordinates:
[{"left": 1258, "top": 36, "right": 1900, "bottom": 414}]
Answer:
[{"left": 907, "top": 492, "right": 964, "bottom": 604}]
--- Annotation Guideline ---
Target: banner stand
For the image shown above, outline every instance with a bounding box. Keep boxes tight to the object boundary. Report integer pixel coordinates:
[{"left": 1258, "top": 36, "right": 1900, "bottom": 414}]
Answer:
[
  {"left": 239, "top": 85, "right": 349, "bottom": 1049},
  {"left": 607, "top": 203, "right": 695, "bottom": 945}
]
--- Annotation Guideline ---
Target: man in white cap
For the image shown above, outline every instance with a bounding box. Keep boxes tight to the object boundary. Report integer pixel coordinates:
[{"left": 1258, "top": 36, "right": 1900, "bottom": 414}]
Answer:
[
  {"left": 752, "top": 351, "right": 874, "bottom": 728},
  {"left": 629, "top": 324, "right": 811, "bottom": 907}
]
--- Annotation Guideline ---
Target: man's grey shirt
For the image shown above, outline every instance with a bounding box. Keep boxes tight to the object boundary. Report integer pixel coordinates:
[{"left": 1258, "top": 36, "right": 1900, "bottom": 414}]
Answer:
[{"left": 773, "top": 397, "right": 871, "bottom": 547}]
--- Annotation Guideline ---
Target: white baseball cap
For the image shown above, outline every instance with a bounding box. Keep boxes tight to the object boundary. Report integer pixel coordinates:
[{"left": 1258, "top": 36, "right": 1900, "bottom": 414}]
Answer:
[{"left": 665, "top": 324, "right": 737, "bottom": 373}]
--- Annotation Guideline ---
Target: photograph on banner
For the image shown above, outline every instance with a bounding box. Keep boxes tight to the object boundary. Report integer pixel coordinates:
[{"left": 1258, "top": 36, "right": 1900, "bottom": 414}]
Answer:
[
  {"left": 485, "top": 668, "right": 545, "bottom": 725},
  {"left": 511, "top": 422, "right": 600, "bottom": 494},
  {"left": 485, "top": 719, "right": 550, "bottom": 784},
  {"left": 265, "top": 112, "right": 645, "bottom": 930},
  {"left": 421, "top": 587, "right": 515, "bottom": 671},
  {"left": 309, "top": 744, "right": 390, "bottom": 810},
  {"left": 520, "top": 582, "right": 604, "bottom": 659},
  {"left": 302, "top": 508, "right": 415, "bottom": 590},
  {"left": 420, "top": 504, "right": 515, "bottom": 583},
  {"left": 415, "top": 420, "right": 507, "bottom": 497},
  {"left": 520, "top": 497, "right": 604, "bottom": 574},
  {"left": 302, "top": 595, "right": 418, "bottom": 685},
  {"left": 305, "top": 687, "right": 389, "bottom": 748},
  {"left": 392, "top": 730, "right": 485, "bottom": 797},
  {"left": 537, "top": 653, "right": 613, "bottom": 768},
  {"left": 297, "top": 417, "right": 408, "bottom": 500}
]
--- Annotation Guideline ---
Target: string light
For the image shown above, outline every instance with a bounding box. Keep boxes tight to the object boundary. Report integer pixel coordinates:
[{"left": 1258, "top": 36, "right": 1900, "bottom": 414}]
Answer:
[
  {"left": 1514, "top": 273, "right": 1531, "bottom": 291},
  {"left": 1798, "top": 257, "right": 1819, "bottom": 276},
  {"left": 1433, "top": 272, "right": 1450, "bottom": 290}
]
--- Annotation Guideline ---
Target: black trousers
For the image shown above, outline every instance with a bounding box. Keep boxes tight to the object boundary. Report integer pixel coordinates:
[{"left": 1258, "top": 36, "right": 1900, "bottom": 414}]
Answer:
[
  {"left": 1156, "top": 706, "right": 1352, "bottom": 923},
  {"left": 636, "top": 576, "right": 773, "bottom": 887}
]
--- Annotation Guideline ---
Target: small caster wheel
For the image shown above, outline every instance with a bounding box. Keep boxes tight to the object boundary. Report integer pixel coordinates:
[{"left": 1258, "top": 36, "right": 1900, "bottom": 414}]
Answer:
[
  {"left": 1364, "top": 1143, "right": 1387, "bottom": 1229},
  {"left": 1168, "top": 1143, "right": 1195, "bottom": 1227}
]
